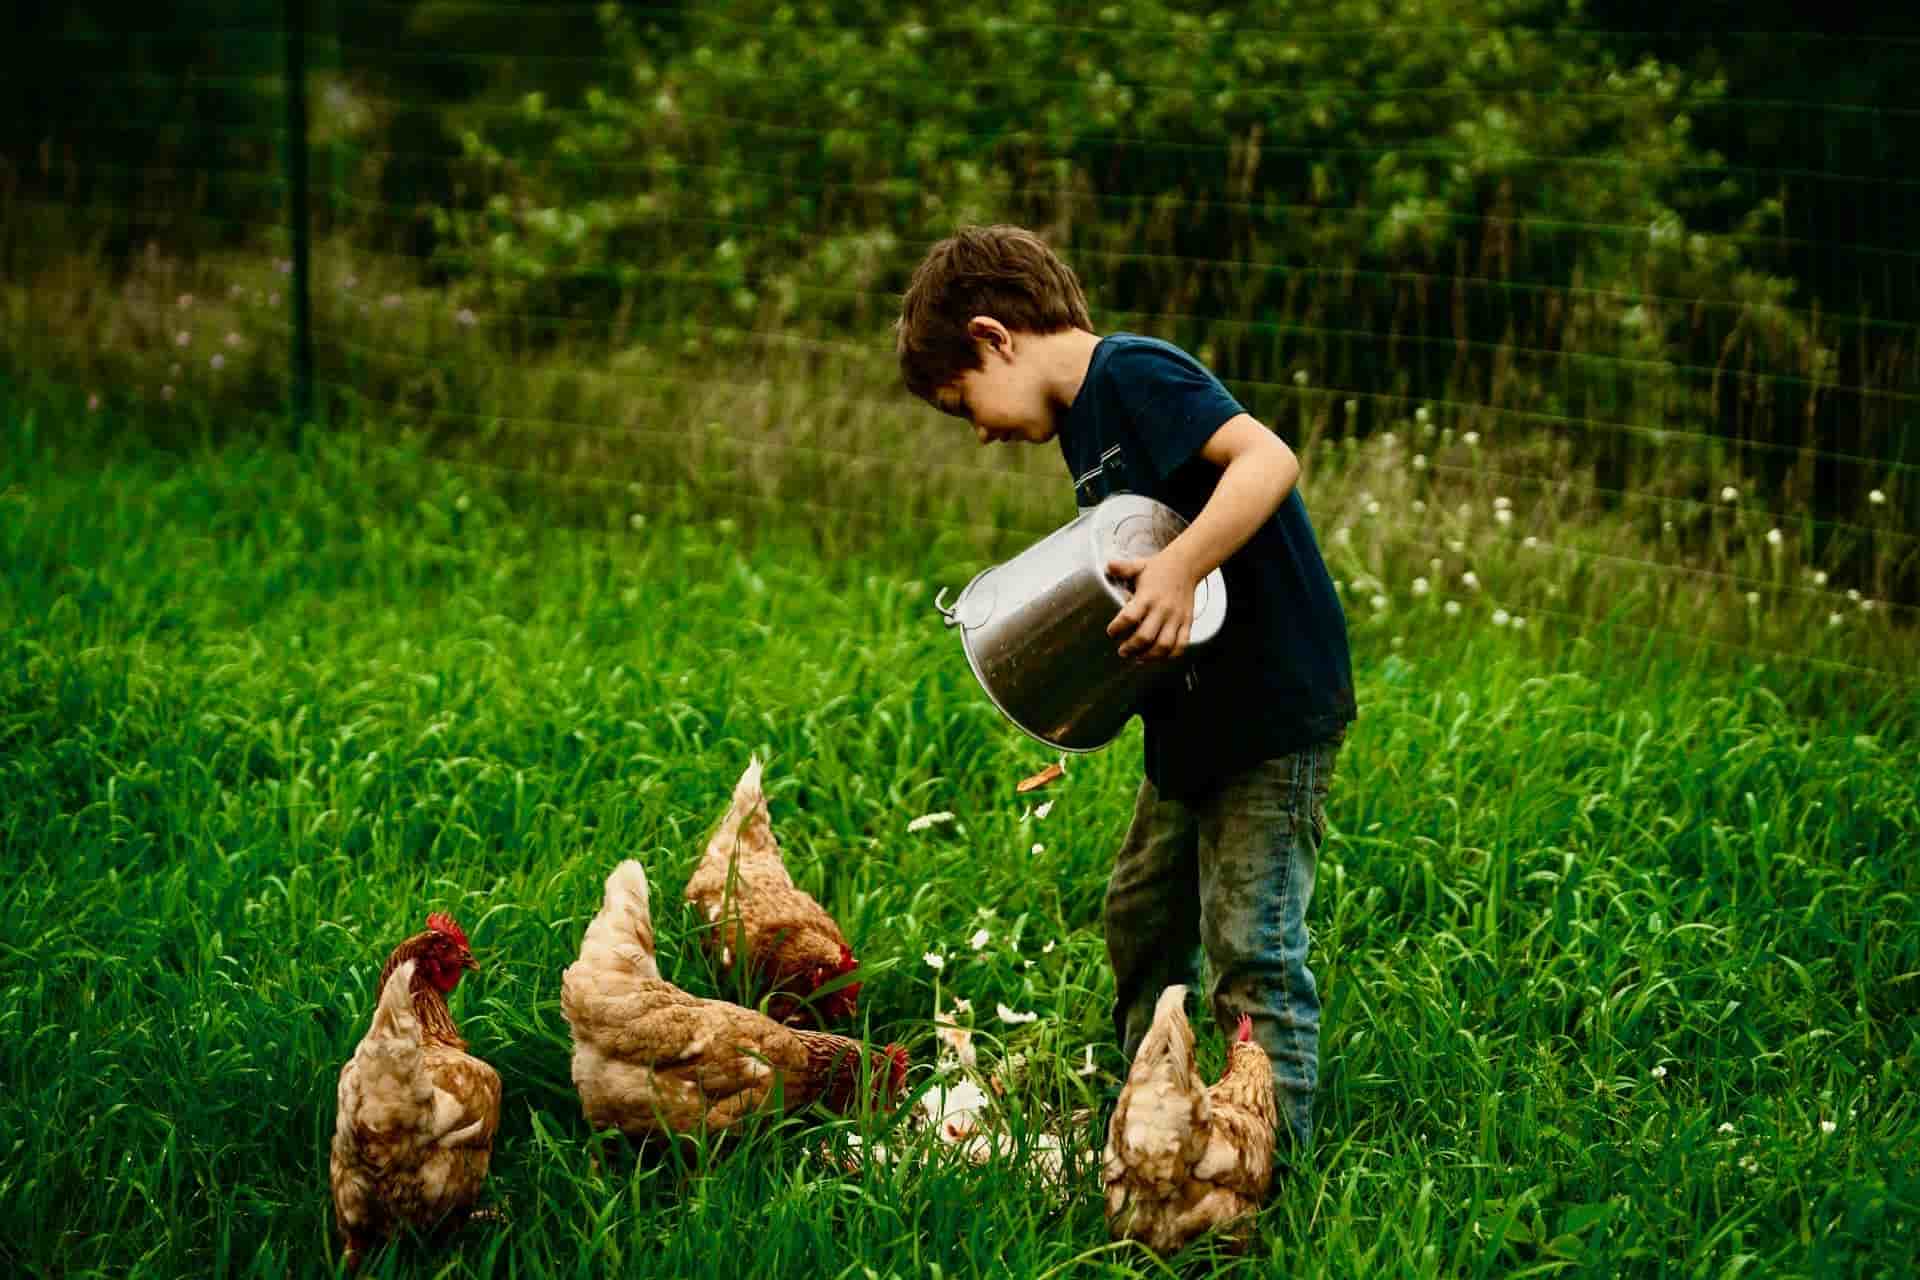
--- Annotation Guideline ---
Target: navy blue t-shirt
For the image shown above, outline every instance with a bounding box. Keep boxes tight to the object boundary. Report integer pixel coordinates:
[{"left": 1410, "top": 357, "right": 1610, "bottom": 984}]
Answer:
[{"left": 1059, "top": 333, "right": 1355, "bottom": 800}]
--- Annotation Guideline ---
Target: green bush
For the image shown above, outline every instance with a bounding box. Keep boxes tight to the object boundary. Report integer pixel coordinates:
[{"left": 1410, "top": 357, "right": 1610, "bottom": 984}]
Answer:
[{"left": 432, "top": 1, "right": 1798, "bottom": 431}]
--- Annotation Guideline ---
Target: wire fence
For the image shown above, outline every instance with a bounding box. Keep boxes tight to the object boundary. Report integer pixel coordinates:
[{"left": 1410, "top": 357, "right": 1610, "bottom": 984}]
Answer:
[{"left": 3, "top": 1, "right": 1916, "bottom": 689}]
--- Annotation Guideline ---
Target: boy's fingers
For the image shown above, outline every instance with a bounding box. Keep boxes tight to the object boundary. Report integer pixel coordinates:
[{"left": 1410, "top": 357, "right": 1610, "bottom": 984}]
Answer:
[{"left": 1107, "top": 599, "right": 1147, "bottom": 638}]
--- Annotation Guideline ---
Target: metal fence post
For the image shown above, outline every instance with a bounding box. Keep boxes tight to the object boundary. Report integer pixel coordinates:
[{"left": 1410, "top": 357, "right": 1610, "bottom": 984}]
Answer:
[{"left": 286, "top": 0, "right": 314, "bottom": 431}]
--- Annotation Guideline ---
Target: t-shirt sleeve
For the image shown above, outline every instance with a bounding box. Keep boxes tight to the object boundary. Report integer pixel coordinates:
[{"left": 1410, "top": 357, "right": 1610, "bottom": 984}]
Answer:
[{"left": 1108, "top": 343, "right": 1247, "bottom": 481}]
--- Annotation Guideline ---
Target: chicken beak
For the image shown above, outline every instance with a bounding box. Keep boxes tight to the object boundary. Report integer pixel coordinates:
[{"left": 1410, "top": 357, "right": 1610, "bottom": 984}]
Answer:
[{"left": 461, "top": 950, "right": 480, "bottom": 972}]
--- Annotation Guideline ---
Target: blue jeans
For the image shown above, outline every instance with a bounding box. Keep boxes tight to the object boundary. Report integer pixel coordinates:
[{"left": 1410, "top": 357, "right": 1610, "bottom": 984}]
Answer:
[{"left": 1103, "top": 734, "right": 1341, "bottom": 1156}]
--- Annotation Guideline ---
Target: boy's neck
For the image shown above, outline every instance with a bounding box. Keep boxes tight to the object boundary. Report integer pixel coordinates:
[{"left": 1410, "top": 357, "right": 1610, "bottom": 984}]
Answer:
[{"left": 1028, "top": 327, "right": 1105, "bottom": 417}]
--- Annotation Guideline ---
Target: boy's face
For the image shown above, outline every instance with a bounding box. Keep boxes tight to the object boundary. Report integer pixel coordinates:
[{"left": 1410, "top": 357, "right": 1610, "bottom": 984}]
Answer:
[{"left": 931, "top": 324, "right": 1057, "bottom": 446}]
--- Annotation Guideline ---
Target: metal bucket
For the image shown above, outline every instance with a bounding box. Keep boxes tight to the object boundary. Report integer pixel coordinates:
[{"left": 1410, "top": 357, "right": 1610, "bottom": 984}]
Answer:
[{"left": 934, "top": 493, "right": 1228, "bottom": 752}]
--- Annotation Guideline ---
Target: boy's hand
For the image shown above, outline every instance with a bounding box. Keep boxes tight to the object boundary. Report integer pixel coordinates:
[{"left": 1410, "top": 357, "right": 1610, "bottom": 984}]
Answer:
[{"left": 1106, "top": 553, "right": 1199, "bottom": 661}]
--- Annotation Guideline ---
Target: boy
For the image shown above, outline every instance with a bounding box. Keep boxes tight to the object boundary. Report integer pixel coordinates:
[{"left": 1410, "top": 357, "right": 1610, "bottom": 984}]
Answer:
[{"left": 896, "top": 225, "right": 1355, "bottom": 1159}]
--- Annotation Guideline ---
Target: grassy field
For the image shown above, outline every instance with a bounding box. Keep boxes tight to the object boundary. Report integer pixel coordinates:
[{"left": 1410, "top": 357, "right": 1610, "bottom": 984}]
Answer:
[{"left": 2, "top": 395, "right": 1917, "bottom": 1279}]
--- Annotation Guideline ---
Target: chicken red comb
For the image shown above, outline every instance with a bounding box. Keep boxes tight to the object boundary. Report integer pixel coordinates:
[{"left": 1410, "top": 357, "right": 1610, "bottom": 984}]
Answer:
[
  {"left": 426, "top": 912, "right": 469, "bottom": 949},
  {"left": 1236, "top": 1013, "right": 1254, "bottom": 1043}
]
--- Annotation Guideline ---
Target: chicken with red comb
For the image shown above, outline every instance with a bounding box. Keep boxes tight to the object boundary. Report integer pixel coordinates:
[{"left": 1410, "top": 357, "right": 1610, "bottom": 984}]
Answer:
[
  {"left": 1102, "top": 987, "right": 1279, "bottom": 1255},
  {"left": 564, "top": 859, "right": 907, "bottom": 1148},
  {"left": 330, "top": 914, "right": 498, "bottom": 1270},
  {"left": 684, "top": 757, "right": 863, "bottom": 1027}
]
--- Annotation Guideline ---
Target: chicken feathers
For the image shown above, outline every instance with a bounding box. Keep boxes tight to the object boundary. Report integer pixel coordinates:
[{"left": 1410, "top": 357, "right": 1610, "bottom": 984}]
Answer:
[
  {"left": 1103, "top": 986, "right": 1279, "bottom": 1255},
  {"left": 330, "top": 923, "right": 501, "bottom": 1271},
  {"left": 684, "top": 757, "right": 861, "bottom": 1026},
  {"left": 564, "top": 858, "right": 905, "bottom": 1146}
]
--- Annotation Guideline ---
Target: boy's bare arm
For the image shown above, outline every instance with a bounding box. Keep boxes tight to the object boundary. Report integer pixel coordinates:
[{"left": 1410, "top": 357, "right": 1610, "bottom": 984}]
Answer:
[{"left": 1106, "top": 415, "right": 1301, "bottom": 660}]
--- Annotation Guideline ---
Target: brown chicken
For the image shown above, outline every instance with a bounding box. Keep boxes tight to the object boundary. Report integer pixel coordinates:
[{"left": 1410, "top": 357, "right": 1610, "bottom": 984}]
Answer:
[
  {"left": 330, "top": 914, "right": 501, "bottom": 1270},
  {"left": 684, "top": 757, "right": 861, "bottom": 1026},
  {"left": 563, "top": 858, "right": 907, "bottom": 1147},
  {"left": 1102, "top": 985, "right": 1279, "bottom": 1255}
]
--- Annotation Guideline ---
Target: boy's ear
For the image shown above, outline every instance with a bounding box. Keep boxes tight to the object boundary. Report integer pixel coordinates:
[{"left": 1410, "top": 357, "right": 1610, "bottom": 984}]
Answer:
[{"left": 967, "top": 315, "right": 1014, "bottom": 359}]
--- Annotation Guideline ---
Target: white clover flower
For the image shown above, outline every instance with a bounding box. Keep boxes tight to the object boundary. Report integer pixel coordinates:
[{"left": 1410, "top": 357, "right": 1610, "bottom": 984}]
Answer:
[
  {"left": 1492, "top": 609, "right": 1510, "bottom": 627},
  {"left": 1718, "top": 1122, "right": 1736, "bottom": 1135},
  {"left": 1740, "top": 1155, "right": 1759, "bottom": 1173},
  {"left": 1412, "top": 499, "right": 1427, "bottom": 514},
  {"left": 1416, "top": 406, "right": 1431, "bottom": 425},
  {"left": 1766, "top": 528, "right": 1783, "bottom": 547},
  {"left": 1411, "top": 577, "right": 1430, "bottom": 597},
  {"left": 996, "top": 1003, "right": 1039, "bottom": 1025},
  {"left": 1493, "top": 496, "right": 1512, "bottom": 510},
  {"left": 1448, "top": 539, "right": 1466, "bottom": 554},
  {"left": 1820, "top": 1119, "right": 1836, "bottom": 1135},
  {"left": 923, "top": 952, "right": 946, "bottom": 971},
  {"left": 225, "top": 331, "right": 242, "bottom": 348},
  {"left": 1333, "top": 526, "right": 1352, "bottom": 547},
  {"left": 343, "top": 274, "right": 359, "bottom": 290},
  {"left": 455, "top": 308, "right": 477, "bottom": 327},
  {"left": 209, "top": 354, "right": 225, "bottom": 371},
  {"left": 1292, "top": 369, "right": 1309, "bottom": 386},
  {"left": 1462, "top": 571, "right": 1480, "bottom": 590},
  {"left": 1365, "top": 500, "right": 1382, "bottom": 516},
  {"left": 950, "top": 996, "right": 973, "bottom": 1015},
  {"left": 1444, "top": 600, "right": 1462, "bottom": 617},
  {"left": 1814, "top": 570, "right": 1828, "bottom": 586},
  {"left": 1511, "top": 615, "right": 1527, "bottom": 630},
  {"left": 1495, "top": 508, "right": 1513, "bottom": 526},
  {"left": 628, "top": 512, "right": 648, "bottom": 531},
  {"left": 969, "top": 928, "right": 991, "bottom": 951},
  {"left": 1370, "top": 594, "right": 1389, "bottom": 612},
  {"left": 1828, "top": 612, "right": 1843, "bottom": 628},
  {"left": 1868, "top": 488, "right": 1887, "bottom": 505},
  {"left": 1523, "top": 536, "right": 1538, "bottom": 549},
  {"left": 1860, "top": 599, "right": 1875, "bottom": 612},
  {"left": 175, "top": 330, "right": 191, "bottom": 347},
  {"left": 1463, "top": 431, "right": 1481, "bottom": 446},
  {"left": 1030, "top": 843, "right": 1044, "bottom": 856},
  {"left": 907, "top": 811, "right": 955, "bottom": 833},
  {"left": 1721, "top": 485, "right": 1739, "bottom": 502},
  {"left": 1457, "top": 502, "right": 1474, "bottom": 520},
  {"left": 1663, "top": 520, "right": 1675, "bottom": 533},
  {"left": 1412, "top": 453, "right": 1428, "bottom": 470},
  {"left": 1379, "top": 432, "right": 1397, "bottom": 449},
  {"left": 1042, "top": 940, "right": 1056, "bottom": 954},
  {"left": 1651, "top": 1065, "right": 1667, "bottom": 1080},
  {"left": 1846, "top": 588, "right": 1861, "bottom": 602},
  {"left": 1344, "top": 399, "right": 1358, "bottom": 416},
  {"left": 1745, "top": 591, "right": 1759, "bottom": 606},
  {"left": 1430, "top": 557, "right": 1444, "bottom": 573}
]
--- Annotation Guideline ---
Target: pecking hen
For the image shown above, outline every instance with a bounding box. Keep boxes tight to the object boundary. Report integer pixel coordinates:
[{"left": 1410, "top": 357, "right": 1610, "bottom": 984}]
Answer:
[
  {"left": 684, "top": 756, "right": 861, "bottom": 1026},
  {"left": 330, "top": 914, "right": 501, "bottom": 1270},
  {"left": 1102, "top": 985, "right": 1279, "bottom": 1255},
  {"left": 563, "top": 858, "right": 906, "bottom": 1148}
]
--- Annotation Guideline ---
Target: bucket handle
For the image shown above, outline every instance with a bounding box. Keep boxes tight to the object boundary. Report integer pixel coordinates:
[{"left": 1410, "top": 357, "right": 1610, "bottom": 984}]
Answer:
[{"left": 934, "top": 585, "right": 960, "bottom": 628}]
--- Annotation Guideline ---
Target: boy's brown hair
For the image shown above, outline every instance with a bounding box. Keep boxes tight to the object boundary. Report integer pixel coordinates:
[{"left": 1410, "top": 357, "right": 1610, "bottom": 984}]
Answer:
[{"left": 896, "top": 225, "right": 1092, "bottom": 402}]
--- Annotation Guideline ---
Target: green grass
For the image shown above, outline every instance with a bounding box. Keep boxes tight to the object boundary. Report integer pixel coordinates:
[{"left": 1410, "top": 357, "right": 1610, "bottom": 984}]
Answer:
[{"left": 2, "top": 399, "right": 1917, "bottom": 1279}]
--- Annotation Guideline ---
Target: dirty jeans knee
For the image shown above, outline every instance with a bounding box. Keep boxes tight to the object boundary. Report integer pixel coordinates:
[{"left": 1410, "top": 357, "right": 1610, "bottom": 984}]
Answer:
[
  {"left": 1104, "top": 778, "right": 1201, "bottom": 1060},
  {"left": 1198, "top": 738, "right": 1339, "bottom": 1157}
]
